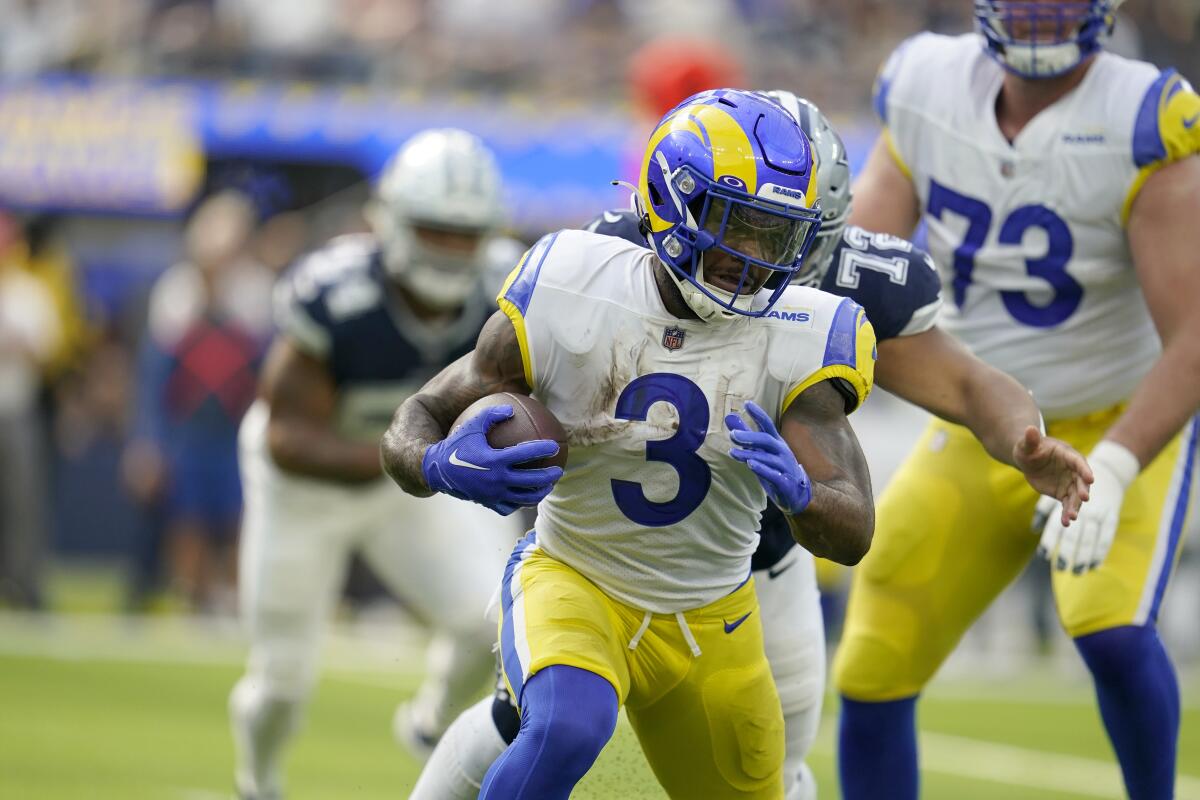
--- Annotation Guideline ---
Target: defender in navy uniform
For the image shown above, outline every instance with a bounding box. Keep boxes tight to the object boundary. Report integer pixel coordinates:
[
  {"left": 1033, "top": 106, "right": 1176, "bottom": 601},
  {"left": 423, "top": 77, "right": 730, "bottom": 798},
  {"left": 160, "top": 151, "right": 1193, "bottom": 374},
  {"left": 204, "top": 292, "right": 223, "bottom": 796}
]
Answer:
[
  {"left": 229, "top": 129, "right": 526, "bottom": 800},
  {"left": 410, "top": 96, "right": 1090, "bottom": 800}
]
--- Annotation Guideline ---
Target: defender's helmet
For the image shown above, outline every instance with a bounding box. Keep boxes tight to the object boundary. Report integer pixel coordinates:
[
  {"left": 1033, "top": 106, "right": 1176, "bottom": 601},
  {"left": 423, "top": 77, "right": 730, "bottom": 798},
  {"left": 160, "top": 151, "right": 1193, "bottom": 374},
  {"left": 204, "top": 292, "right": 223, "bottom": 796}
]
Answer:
[
  {"left": 760, "top": 91, "right": 850, "bottom": 287},
  {"left": 637, "top": 89, "right": 823, "bottom": 321},
  {"left": 974, "top": 1, "right": 1123, "bottom": 79},
  {"left": 368, "top": 129, "right": 505, "bottom": 309}
]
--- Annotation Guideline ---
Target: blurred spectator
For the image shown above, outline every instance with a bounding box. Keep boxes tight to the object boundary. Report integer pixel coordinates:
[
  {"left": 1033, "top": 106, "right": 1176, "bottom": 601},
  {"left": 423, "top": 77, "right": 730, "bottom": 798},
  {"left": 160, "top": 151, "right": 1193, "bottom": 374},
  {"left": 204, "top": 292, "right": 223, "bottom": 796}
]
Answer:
[
  {"left": 122, "top": 190, "right": 270, "bottom": 612},
  {"left": 22, "top": 216, "right": 91, "bottom": 382},
  {"left": 0, "top": 0, "right": 87, "bottom": 76},
  {"left": 0, "top": 213, "right": 60, "bottom": 608}
]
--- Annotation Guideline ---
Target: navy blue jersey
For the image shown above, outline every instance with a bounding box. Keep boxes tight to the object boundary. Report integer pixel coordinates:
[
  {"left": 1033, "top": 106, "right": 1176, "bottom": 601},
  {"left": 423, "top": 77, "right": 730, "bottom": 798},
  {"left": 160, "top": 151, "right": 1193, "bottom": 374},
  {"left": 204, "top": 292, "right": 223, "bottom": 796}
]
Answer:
[
  {"left": 582, "top": 209, "right": 943, "bottom": 569},
  {"left": 274, "top": 233, "right": 516, "bottom": 441}
]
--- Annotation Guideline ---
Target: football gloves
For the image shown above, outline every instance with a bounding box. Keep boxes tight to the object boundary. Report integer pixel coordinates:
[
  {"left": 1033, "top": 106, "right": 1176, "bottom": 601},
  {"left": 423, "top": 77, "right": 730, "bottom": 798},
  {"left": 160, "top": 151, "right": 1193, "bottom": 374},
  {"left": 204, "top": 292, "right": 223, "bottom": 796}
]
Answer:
[
  {"left": 422, "top": 404, "right": 563, "bottom": 516},
  {"left": 1035, "top": 439, "right": 1139, "bottom": 573},
  {"left": 726, "top": 400, "right": 812, "bottom": 515}
]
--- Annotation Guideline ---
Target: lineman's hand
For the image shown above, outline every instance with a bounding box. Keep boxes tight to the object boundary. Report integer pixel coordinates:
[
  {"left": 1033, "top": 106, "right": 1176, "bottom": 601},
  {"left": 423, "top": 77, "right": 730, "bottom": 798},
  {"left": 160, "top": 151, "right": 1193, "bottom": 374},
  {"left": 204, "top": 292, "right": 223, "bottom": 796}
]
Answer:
[
  {"left": 1014, "top": 426, "right": 1093, "bottom": 525},
  {"left": 1034, "top": 440, "right": 1139, "bottom": 574}
]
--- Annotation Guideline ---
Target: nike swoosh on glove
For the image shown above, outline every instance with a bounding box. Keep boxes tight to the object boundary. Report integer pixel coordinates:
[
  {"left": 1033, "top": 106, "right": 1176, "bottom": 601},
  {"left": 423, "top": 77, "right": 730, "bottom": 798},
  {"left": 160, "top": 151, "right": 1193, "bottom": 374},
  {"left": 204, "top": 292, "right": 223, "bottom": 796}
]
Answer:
[
  {"left": 725, "top": 400, "right": 812, "bottom": 515},
  {"left": 1035, "top": 440, "right": 1139, "bottom": 573},
  {"left": 422, "top": 404, "right": 563, "bottom": 516}
]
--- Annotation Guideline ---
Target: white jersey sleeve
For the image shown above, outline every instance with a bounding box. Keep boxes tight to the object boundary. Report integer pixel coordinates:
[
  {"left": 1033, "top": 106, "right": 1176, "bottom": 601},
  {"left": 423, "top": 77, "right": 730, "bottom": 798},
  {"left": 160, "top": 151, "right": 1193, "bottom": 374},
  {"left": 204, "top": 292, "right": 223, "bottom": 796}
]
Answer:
[
  {"left": 496, "top": 229, "right": 875, "bottom": 612},
  {"left": 873, "top": 33, "right": 1199, "bottom": 419}
]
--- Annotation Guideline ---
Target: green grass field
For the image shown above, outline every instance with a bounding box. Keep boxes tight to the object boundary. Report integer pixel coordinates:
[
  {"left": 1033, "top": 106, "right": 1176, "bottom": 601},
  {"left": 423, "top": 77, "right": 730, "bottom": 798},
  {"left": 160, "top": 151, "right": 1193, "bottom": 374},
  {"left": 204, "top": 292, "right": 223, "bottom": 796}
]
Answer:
[{"left": 2, "top": 612, "right": 1198, "bottom": 800}]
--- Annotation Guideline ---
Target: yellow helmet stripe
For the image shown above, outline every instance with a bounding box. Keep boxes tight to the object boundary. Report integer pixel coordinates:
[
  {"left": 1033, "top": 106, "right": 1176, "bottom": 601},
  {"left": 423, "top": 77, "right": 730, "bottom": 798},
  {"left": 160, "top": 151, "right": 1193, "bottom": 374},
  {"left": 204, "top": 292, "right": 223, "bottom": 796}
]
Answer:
[
  {"left": 688, "top": 104, "right": 758, "bottom": 192},
  {"left": 638, "top": 101, "right": 763, "bottom": 233}
]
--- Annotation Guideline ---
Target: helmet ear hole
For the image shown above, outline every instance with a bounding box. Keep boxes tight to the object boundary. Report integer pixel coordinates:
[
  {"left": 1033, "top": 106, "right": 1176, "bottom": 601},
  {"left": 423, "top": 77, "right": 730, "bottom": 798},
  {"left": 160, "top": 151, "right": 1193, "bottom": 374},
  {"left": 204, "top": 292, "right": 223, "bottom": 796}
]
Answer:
[{"left": 648, "top": 182, "right": 665, "bottom": 207}]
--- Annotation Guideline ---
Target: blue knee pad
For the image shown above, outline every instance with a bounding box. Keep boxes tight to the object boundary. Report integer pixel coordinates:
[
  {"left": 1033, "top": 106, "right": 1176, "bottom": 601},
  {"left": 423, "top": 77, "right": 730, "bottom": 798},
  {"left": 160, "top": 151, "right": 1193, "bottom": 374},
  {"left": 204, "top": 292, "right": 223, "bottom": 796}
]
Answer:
[
  {"left": 1075, "top": 625, "right": 1179, "bottom": 800},
  {"left": 480, "top": 665, "right": 618, "bottom": 799}
]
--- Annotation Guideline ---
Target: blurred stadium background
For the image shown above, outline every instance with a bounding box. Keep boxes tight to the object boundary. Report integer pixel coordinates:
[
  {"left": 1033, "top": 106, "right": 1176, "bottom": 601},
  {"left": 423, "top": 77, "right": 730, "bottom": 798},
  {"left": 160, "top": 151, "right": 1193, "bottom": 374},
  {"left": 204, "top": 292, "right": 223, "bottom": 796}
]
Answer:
[{"left": 0, "top": 1, "right": 1198, "bottom": 798}]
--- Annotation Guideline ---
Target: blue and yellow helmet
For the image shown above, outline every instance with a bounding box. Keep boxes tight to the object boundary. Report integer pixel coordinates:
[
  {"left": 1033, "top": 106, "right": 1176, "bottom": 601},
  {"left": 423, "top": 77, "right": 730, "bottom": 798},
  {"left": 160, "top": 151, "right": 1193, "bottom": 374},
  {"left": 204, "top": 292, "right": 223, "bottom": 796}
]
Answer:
[
  {"left": 974, "top": 1, "right": 1122, "bottom": 79},
  {"left": 637, "top": 88, "right": 823, "bottom": 320}
]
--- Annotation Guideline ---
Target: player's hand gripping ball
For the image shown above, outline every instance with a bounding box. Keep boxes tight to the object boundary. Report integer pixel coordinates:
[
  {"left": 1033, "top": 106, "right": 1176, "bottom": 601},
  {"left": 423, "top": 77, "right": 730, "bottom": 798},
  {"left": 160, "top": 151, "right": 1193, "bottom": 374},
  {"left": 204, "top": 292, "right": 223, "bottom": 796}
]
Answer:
[{"left": 422, "top": 393, "right": 568, "bottom": 516}]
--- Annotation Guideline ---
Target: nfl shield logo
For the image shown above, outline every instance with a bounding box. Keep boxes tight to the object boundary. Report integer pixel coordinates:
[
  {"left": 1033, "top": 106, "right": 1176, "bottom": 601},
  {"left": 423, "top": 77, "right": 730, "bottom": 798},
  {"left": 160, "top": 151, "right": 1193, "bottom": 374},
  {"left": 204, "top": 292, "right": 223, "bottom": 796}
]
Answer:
[{"left": 662, "top": 326, "right": 686, "bottom": 351}]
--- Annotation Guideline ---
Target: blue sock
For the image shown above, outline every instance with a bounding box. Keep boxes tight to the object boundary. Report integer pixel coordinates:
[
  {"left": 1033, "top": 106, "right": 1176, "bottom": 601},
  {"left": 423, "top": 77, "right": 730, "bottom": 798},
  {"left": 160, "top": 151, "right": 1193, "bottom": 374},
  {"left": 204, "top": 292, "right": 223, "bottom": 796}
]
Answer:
[
  {"left": 1075, "top": 625, "right": 1179, "bottom": 800},
  {"left": 479, "top": 665, "right": 618, "bottom": 799},
  {"left": 838, "top": 695, "right": 919, "bottom": 800}
]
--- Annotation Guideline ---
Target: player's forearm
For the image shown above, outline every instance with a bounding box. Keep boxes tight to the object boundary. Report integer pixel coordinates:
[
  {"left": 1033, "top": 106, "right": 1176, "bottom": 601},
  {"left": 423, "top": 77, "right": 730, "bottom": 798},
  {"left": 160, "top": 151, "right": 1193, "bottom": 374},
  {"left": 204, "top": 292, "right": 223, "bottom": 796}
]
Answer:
[
  {"left": 784, "top": 480, "right": 874, "bottom": 566},
  {"left": 1103, "top": 336, "right": 1200, "bottom": 468},
  {"left": 267, "top": 417, "right": 383, "bottom": 485},
  {"left": 878, "top": 333, "right": 1040, "bottom": 468},
  {"left": 380, "top": 393, "right": 448, "bottom": 497},
  {"left": 958, "top": 363, "right": 1043, "bottom": 468}
]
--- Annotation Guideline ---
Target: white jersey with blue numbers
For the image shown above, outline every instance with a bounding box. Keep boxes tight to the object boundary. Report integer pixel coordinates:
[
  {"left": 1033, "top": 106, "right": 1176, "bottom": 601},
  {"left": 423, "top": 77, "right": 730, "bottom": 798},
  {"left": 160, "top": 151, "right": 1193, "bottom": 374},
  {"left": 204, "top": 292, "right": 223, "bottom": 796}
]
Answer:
[
  {"left": 877, "top": 32, "right": 1200, "bottom": 419},
  {"left": 497, "top": 229, "right": 876, "bottom": 613},
  {"left": 273, "top": 233, "right": 522, "bottom": 443}
]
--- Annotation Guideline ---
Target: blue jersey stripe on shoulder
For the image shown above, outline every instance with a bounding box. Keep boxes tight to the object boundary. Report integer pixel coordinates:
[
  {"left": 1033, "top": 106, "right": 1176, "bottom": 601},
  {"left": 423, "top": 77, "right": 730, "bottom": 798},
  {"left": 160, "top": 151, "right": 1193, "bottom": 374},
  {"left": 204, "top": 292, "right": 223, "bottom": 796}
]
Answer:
[
  {"left": 872, "top": 36, "right": 916, "bottom": 126},
  {"left": 503, "top": 231, "right": 560, "bottom": 315},
  {"left": 872, "top": 75, "right": 891, "bottom": 125},
  {"left": 823, "top": 297, "right": 861, "bottom": 369},
  {"left": 1132, "top": 69, "right": 1177, "bottom": 168}
]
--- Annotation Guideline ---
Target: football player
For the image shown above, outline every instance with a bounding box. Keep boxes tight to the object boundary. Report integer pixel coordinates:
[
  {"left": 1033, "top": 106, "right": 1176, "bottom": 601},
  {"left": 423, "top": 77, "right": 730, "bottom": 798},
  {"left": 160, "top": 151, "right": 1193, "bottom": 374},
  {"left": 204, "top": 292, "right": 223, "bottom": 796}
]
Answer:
[
  {"left": 384, "top": 89, "right": 878, "bottom": 799},
  {"left": 228, "top": 129, "right": 525, "bottom": 800},
  {"left": 836, "top": 3, "right": 1200, "bottom": 798},
  {"left": 407, "top": 92, "right": 1094, "bottom": 800}
]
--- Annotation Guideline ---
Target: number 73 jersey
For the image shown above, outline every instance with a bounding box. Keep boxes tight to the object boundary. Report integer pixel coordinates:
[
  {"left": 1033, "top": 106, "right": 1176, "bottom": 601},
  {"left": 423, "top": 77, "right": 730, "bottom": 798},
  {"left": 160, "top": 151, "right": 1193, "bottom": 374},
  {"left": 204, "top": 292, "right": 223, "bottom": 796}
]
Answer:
[
  {"left": 497, "top": 229, "right": 875, "bottom": 613},
  {"left": 876, "top": 32, "right": 1200, "bottom": 420}
]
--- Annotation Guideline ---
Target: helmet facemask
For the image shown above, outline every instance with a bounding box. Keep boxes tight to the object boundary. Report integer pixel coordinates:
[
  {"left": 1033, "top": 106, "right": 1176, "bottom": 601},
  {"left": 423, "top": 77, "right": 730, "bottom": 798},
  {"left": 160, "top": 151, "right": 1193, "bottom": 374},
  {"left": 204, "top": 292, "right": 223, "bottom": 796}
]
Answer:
[
  {"left": 374, "top": 212, "right": 493, "bottom": 311},
  {"left": 645, "top": 170, "right": 821, "bottom": 321},
  {"left": 369, "top": 128, "right": 505, "bottom": 311},
  {"left": 974, "top": 0, "right": 1117, "bottom": 79}
]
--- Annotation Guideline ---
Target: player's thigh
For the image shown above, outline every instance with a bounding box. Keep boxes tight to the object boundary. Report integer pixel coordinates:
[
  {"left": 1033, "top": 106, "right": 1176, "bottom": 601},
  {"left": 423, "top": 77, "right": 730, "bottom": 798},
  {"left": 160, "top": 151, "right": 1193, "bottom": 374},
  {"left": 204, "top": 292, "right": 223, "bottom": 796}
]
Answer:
[
  {"left": 238, "top": 450, "right": 356, "bottom": 689},
  {"left": 497, "top": 536, "right": 630, "bottom": 709},
  {"left": 629, "top": 581, "right": 785, "bottom": 800},
  {"left": 1055, "top": 416, "right": 1200, "bottom": 636},
  {"left": 834, "top": 420, "right": 1038, "bottom": 700},
  {"left": 755, "top": 548, "right": 825, "bottom": 719},
  {"left": 360, "top": 492, "right": 517, "bottom": 632}
]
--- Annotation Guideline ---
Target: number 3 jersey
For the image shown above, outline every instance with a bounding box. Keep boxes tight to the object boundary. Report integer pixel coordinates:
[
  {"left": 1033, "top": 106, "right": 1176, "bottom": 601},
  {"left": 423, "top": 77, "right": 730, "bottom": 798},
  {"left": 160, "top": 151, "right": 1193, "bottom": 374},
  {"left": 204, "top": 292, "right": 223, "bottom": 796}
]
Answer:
[
  {"left": 876, "top": 32, "right": 1200, "bottom": 419},
  {"left": 497, "top": 229, "right": 876, "bottom": 613}
]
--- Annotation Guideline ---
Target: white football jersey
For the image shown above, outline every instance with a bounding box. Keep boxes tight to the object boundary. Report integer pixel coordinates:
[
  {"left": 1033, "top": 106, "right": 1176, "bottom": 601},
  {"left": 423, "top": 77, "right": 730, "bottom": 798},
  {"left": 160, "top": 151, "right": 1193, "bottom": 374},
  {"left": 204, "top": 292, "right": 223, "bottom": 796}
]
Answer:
[
  {"left": 497, "top": 229, "right": 875, "bottom": 613},
  {"left": 877, "top": 33, "right": 1200, "bottom": 419}
]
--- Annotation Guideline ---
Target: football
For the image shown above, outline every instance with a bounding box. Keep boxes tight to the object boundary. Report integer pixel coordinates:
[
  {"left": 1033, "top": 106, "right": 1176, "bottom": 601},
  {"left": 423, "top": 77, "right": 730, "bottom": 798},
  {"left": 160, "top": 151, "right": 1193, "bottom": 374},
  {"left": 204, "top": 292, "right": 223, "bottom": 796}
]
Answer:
[{"left": 453, "top": 392, "right": 569, "bottom": 469}]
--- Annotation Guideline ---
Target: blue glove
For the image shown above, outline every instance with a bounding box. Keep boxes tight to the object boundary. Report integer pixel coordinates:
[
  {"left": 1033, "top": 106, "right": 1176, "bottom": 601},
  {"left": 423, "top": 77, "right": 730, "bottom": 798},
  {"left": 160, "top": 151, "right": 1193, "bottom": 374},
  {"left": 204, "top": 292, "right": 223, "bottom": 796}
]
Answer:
[
  {"left": 725, "top": 400, "right": 812, "bottom": 515},
  {"left": 422, "top": 405, "right": 564, "bottom": 516}
]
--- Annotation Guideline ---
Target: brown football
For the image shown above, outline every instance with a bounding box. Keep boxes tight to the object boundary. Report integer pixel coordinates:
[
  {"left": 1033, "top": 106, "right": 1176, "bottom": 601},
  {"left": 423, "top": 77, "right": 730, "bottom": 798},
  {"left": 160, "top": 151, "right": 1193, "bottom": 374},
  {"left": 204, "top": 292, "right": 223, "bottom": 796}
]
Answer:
[{"left": 453, "top": 392, "right": 569, "bottom": 469}]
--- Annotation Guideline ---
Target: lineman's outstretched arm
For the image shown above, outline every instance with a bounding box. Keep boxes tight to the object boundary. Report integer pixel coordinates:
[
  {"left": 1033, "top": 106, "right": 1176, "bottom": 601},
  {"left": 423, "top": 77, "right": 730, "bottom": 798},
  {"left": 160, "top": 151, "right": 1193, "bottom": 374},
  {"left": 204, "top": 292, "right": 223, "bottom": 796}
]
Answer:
[{"left": 876, "top": 328, "right": 1092, "bottom": 522}]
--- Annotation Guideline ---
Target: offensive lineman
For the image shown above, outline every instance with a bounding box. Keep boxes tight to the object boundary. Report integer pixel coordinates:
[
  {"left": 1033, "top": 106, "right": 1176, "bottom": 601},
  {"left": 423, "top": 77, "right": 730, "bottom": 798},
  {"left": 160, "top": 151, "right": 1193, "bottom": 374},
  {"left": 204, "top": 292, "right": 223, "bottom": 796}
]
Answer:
[
  {"left": 408, "top": 92, "right": 1092, "bottom": 800},
  {"left": 836, "top": 3, "right": 1200, "bottom": 799},
  {"left": 229, "top": 129, "right": 524, "bottom": 800}
]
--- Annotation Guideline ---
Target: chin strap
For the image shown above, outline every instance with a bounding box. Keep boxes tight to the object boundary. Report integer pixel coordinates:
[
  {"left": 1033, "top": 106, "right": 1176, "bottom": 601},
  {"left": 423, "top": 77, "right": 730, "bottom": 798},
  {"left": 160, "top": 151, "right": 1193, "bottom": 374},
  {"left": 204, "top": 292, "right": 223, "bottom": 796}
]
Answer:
[{"left": 612, "top": 177, "right": 751, "bottom": 323}]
